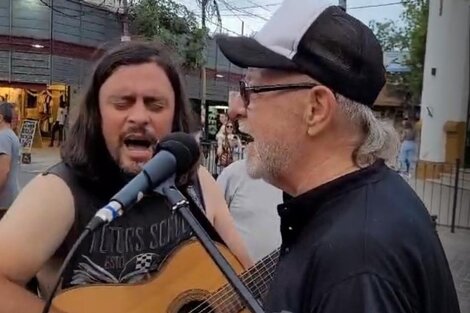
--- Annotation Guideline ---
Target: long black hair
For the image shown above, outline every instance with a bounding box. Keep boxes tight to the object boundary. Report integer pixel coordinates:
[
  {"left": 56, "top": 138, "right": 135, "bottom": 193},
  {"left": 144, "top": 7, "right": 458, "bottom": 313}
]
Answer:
[{"left": 61, "top": 41, "right": 199, "bottom": 187}]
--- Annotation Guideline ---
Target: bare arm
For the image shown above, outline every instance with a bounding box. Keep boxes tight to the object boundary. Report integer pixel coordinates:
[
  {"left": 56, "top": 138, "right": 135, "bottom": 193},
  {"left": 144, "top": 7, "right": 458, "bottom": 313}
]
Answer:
[
  {"left": 0, "top": 154, "right": 11, "bottom": 192},
  {"left": 217, "top": 136, "right": 224, "bottom": 156},
  {"left": 197, "top": 166, "right": 253, "bottom": 269},
  {"left": 0, "top": 174, "right": 74, "bottom": 313}
]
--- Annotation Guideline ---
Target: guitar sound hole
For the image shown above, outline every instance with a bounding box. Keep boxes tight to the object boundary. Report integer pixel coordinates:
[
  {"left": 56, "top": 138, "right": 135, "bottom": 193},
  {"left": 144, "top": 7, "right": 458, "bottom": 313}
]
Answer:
[{"left": 178, "top": 300, "right": 214, "bottom": 313}]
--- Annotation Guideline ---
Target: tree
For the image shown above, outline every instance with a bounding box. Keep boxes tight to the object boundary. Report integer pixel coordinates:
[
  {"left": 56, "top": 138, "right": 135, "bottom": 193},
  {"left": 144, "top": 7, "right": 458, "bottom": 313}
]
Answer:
[
  {"left": 369, "top": 19, "right": 407, "bottom": 51},
  {"left": 129, "top": 0, "right": 208, "bottom": 69},
  {"left": 401, "top": 0, "right": 429, "bottom": 104},
  {"left": 196, "top": 0, "right": 222, "bottom": 140},
  {"left": 369, "top": 0, "right": 429, "bottom": 106}
]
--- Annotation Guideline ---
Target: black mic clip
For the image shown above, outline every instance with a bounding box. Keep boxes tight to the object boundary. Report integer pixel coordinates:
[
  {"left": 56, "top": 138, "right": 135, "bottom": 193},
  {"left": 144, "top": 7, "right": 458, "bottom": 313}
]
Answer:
[{"left": 152, "top": 174, "right": 190, "bottom": 212}]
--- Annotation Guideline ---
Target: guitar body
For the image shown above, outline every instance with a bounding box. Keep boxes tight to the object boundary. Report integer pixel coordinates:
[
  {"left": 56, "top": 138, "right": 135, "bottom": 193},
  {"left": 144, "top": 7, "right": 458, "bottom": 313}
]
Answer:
[{"left": 52, "top": 239, "right": 249, "bottom": 313}]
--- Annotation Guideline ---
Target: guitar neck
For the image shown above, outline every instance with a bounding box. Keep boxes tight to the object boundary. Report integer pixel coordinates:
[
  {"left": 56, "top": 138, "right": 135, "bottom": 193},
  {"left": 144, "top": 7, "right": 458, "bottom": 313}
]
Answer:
[
  {"left": 243, "top": 249, "right": 280, "bottom": 298},
  {"left": 207, "top": 248, "right": 281, "bottom": 311}
]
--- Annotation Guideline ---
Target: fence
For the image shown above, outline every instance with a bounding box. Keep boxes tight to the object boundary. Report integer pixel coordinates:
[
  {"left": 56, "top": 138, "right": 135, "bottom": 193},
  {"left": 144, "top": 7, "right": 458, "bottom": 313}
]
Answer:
[
  {"left": 200, "top": 141, "right": 246, "bottom": 177},
  {"left": 408, "top": 159, "right": 470, "bottom": 231},
  {"left": 199, "top": 140, "right": 470, "bottom": 230}
]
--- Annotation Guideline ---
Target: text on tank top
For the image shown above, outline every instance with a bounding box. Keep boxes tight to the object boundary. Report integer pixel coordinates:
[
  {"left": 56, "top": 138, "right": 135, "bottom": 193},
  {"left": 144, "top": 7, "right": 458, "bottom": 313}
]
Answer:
[{"left": 43, "top": 162, "right": 221, "bottom": 289}]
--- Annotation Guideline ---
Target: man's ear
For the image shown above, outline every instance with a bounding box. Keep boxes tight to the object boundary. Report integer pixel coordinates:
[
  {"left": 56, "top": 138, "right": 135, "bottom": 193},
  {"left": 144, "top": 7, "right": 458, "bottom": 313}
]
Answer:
[{"left": 304, "top": 86, "right": 336, "bottom": 137}]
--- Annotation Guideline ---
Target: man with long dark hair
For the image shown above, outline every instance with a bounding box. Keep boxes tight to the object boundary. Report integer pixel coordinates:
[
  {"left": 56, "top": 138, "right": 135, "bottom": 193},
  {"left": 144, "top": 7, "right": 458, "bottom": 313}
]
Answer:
[{"left": 0, "top": 42, "right": 252, "bottom": 312}]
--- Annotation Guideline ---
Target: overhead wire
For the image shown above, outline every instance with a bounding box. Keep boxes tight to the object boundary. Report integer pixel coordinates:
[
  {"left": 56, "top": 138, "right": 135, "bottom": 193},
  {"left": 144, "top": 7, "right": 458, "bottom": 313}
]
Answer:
[{"left": 214, "top": 0, "right": 404, "bottom": 35}]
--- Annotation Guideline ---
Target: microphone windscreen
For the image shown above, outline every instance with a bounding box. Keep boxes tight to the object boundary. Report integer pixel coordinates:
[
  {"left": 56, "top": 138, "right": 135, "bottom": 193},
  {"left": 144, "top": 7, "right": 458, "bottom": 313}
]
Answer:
[{"left": 158, "top": 132, "right": 201, "bottom": 174}]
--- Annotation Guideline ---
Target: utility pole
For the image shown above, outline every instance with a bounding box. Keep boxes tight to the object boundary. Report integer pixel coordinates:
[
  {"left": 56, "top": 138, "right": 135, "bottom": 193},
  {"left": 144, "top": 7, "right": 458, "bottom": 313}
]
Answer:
[
  {"left": 121, "top": 0, "right": 131, "bottom": 41},
  {"left": 201, "top": 0, "right": 209, "bottom": 140},
  {"left": 339, "top": 0, "right": 346, "bottom": 10}
]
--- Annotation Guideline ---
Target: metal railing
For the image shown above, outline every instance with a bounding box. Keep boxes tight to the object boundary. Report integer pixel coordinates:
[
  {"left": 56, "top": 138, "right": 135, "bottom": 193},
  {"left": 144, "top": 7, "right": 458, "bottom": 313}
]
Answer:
[
  {"left": 200, "top": 141, "right": 246, "bottom": 177},
  {"left": 407, "top": 158, "right": 470, "bottom": 231},
  {"left": 199, "top": 140, "right": 470, "bottom": 231}
]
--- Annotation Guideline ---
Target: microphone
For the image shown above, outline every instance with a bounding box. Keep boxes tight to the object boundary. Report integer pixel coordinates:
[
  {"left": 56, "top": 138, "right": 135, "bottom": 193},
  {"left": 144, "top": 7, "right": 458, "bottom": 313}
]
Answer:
[{"left": 86, "top": 132, "right": 201, "bottom": 231}]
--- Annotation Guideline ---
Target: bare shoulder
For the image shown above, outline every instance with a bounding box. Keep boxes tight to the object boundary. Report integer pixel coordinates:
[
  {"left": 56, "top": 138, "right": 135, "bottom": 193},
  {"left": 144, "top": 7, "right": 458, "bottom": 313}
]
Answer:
[{"left": 0, "top": 174, "right": 74, "bottom": 285}]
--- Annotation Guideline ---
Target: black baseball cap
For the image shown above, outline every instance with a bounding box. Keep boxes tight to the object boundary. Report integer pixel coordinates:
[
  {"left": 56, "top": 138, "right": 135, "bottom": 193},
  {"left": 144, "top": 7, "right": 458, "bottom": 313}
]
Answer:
[{"left": 216, "top": 1, "right": 386, "bottom": 106}]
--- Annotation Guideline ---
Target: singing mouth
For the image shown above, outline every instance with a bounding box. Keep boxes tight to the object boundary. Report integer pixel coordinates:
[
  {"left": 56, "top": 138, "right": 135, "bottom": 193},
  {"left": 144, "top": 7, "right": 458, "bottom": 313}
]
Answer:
[
  {"left": 123, "top": 135, "right": 155, "bottom": 150},
  {"left": 238, "top": 124, "right": 253, "bottom": 143},
  {"left": 241, "top": 132, "right": 254, "bottom": 143}
]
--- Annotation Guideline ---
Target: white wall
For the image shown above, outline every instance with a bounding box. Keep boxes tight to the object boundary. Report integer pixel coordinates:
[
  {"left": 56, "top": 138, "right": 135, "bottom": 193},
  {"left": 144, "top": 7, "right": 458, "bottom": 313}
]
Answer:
[{"left": 419, "top": 0, "right": 470, "bottom": 162}]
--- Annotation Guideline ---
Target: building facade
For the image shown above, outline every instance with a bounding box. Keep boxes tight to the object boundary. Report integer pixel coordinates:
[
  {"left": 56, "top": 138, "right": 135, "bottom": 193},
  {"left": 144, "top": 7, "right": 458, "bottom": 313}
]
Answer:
[
  {"left": 419, "top": 0, "right": 470, "bottom": 166},
  {"left": 0, "top": 0, "right": 243, "bottom": 142},
  {"left": 0, "top": 0, "right": 122, "bottom": 139}
]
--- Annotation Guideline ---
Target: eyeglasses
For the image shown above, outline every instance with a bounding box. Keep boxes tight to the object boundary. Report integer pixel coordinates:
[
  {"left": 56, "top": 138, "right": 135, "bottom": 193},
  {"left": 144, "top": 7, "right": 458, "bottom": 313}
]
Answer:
[{"left": 239, "top": 80, "right": 319, "bottom": 108}]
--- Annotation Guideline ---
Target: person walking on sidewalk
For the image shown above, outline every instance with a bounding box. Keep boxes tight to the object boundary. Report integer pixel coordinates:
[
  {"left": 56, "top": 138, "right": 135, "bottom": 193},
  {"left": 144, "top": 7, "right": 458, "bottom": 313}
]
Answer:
[
  {"left": 49, "top": 96, "right": 68, "bottom": 147},
  {"left": 216, "top": 1, "right": 460, "bottom": 312},
  {"left": 0, "top": 102, "right": 20, "bottom": 219},
  {"left": 398, "top": 120, "right": 417, "bottom": 177}
]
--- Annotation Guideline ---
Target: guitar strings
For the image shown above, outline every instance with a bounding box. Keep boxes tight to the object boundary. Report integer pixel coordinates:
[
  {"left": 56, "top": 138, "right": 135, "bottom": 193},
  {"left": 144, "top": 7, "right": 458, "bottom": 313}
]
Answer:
[
  {"left": 189, "top": 260, "right": 272, "bottom": 313},
  {"left": 209, "top": 250, "right": 279, "bottom": 311},
  {"left": 188, "top": 253, "right": 279, "bottom": 313},
  {"left": 202, "top": 250, "right": 279, "bottom": 310},
  {"left": 214, "top": 256, "right": 277, "bottom": 311},
  {"left": 197, "top": 257, "right": 277, "bottom": 313},
  {"left": 187, "top": 256, "right": 277, "bottom": 313}
]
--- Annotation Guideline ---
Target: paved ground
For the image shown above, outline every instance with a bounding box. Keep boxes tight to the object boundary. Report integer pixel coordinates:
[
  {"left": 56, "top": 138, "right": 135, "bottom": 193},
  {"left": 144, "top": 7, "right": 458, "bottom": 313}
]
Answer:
[
  {"left": 18, "top": 147, "right": 60, "bottom": 188},
  {"left": 17, "top": 148, "right": 470, "bottom": 311},
  {"left": 438, "top": 226, "right": 470, "bottom": 313}
]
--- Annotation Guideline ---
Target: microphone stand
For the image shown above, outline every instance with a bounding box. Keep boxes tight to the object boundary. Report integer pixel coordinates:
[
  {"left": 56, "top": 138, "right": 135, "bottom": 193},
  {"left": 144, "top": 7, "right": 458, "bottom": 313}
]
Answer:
[{"left": 155, "top": 177, "right": 265, "bottom": 313}]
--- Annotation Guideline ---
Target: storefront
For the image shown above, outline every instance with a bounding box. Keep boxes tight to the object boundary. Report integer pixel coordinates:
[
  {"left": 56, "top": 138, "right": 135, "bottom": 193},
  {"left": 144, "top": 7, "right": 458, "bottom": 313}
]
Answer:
[{"left": 0, "top": 82, "right": 70, "bottom": 143}]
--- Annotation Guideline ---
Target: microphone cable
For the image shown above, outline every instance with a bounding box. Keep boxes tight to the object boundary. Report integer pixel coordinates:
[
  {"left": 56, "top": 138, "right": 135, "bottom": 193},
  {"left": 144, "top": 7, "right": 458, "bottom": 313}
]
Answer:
[{"left": 41, "top": 220, "right": 105, "bottom": 313}]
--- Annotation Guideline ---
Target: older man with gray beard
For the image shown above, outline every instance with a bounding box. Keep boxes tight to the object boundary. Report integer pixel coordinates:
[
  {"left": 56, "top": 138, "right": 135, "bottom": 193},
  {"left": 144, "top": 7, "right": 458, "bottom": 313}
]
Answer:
[{"left": 216, "top": 1, "right": 460, "bottom": 313}]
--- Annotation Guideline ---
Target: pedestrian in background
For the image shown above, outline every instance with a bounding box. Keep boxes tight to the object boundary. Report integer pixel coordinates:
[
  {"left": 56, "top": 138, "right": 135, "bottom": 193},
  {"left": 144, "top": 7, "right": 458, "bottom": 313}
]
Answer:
[{"left": 0, "top": 102, "right": 20, "bottom": 219}]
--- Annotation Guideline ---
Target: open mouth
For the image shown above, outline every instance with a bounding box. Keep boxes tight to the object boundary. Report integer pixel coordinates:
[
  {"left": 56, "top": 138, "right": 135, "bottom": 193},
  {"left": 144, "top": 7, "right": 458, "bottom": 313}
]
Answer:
[
  {"left": 238, "top": 131, "right": 254, "bottom": 143},
  {"left": 123, "top": 136, "right": 154, "bottom": 150}
]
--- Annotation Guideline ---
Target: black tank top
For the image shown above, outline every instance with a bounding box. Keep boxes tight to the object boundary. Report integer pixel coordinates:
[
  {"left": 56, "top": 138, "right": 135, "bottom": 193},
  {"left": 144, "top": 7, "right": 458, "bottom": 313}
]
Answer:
[{"left": 44, "top": 162, "right": 222, "bottom": 289}]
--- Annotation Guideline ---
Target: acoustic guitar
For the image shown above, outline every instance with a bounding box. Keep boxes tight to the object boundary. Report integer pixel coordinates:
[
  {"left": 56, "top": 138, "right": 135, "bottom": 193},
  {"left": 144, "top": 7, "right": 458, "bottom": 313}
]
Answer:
[{"left": 52, "top": 239, "right": 280, "bottom": 313}]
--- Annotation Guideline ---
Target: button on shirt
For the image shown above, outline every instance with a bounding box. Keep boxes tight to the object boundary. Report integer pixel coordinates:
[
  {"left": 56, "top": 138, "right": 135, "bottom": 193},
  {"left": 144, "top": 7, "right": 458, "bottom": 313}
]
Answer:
[{"left": 264, "top": 161, "right": 460, "bottom": 313}]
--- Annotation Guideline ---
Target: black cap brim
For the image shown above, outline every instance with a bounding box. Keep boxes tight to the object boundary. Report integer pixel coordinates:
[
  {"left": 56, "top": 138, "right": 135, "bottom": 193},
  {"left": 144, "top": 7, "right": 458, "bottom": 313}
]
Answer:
[{"left": 215, "top": 35, "right": 299, "bottom": 71}]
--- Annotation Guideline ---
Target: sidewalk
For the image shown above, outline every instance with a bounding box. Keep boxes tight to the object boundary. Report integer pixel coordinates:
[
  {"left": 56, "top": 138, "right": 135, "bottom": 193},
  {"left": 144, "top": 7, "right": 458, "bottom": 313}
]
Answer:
[
  {"left": 20, "top": 147, "right": 61, "bottom": 174},
  {"left": 437, "top": 226, "right": 470, "bottom": 313}
]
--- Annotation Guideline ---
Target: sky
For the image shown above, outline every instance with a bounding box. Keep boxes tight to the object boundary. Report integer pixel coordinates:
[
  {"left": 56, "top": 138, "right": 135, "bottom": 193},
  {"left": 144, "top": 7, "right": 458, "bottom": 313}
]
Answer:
[{"left": 176, "top": 0, "right": 404, "bottom": 36}]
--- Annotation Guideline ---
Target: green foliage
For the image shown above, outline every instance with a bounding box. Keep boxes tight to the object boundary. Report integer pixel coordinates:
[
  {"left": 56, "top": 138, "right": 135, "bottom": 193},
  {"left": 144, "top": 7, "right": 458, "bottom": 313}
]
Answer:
[
  {"left": 130, "top": 0, "right": 208, "bottom": 69},
  {"left": 369, "top": 19, "right": 407, "bottom": 51},
  {"left": 401, "top": 0, "right": 429, "bottom": 104},
  {"left": 369, "top": 0, "right": 429, "bottom": 104}
]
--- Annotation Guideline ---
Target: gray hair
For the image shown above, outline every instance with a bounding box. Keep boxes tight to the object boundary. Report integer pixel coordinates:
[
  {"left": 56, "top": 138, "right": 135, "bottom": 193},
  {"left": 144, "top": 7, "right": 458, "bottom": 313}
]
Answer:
[
  {"left": 0, "top": 102, "right": 13, "bottom": 124},
  {"left": 336, "top": 94, "right": 400, "bottom": 168}
]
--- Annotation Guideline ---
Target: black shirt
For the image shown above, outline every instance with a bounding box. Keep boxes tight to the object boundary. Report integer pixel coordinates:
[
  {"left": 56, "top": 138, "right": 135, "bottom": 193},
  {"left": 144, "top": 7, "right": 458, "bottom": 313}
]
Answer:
[
  {"left": 43, "top": 162, "right": 222, "bottom": 289},
  {"left": 264, "top": 161, "right": 460, "bottom": 313}
]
